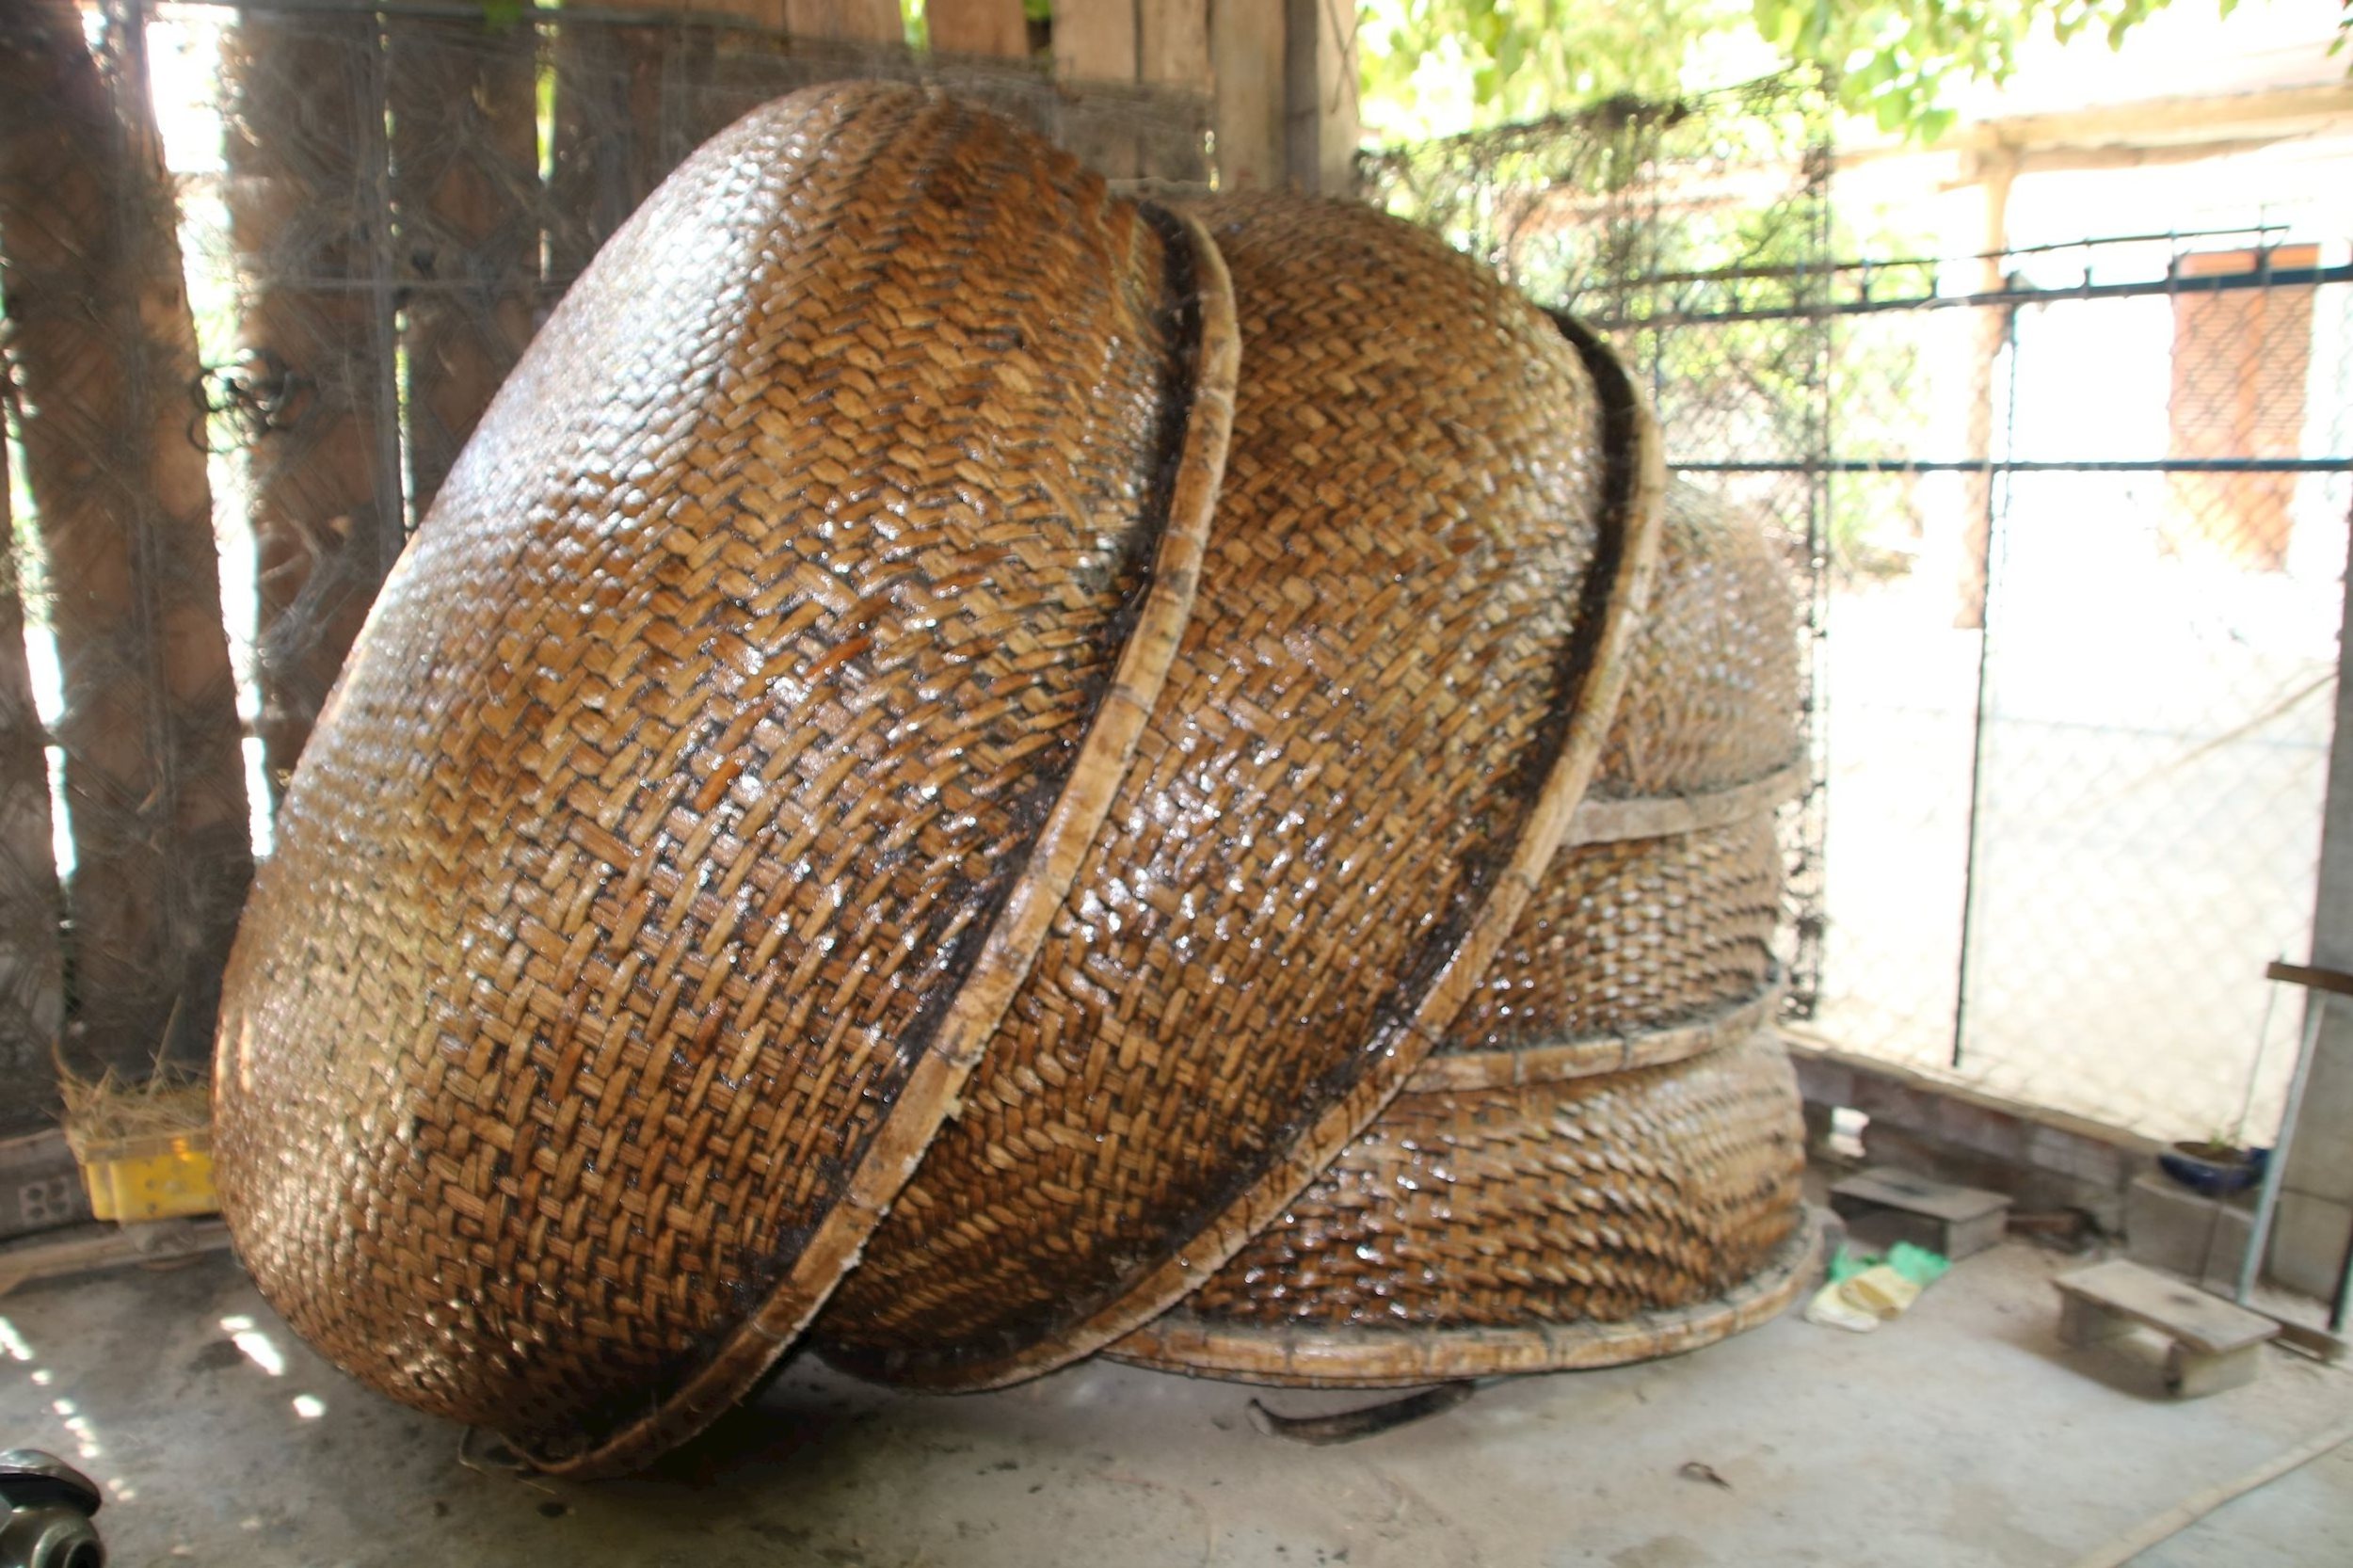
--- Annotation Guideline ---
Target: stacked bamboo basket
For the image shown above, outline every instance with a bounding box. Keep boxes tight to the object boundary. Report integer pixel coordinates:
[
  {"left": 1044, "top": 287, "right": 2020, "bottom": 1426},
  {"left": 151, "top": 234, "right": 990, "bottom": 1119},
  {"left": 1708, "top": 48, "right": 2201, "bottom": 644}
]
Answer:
[{"left": 212, "top": 83, "right": 1811, "bottom": 1476}]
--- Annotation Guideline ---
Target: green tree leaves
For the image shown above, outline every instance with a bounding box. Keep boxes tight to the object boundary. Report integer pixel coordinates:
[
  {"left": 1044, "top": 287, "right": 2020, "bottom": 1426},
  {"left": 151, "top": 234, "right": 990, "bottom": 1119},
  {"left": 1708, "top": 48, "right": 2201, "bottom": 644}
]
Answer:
[{"left": 1363, "top": 0, "right": 2228, "bottom": 144}]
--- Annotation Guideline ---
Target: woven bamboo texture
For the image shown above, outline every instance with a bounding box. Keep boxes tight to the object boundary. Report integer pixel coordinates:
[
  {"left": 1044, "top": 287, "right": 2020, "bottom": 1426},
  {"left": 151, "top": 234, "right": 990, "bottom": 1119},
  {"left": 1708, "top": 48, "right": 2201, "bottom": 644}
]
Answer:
[
  {"left": 1112, "top": 1027, "right": 1808, "bottom": 1383},
  {"left": 1115, "top": 1201, "right": 1819, "bottom": 1388},
  {"left": 813, "top": 196, "right": 1664, "bottom": 1392},
  {"left": 215, "top": 83, "right": 1239, "bottom": 1474},
  {"left": 1591, "top": 472, "right": 1801, "bottom": 801},
  {"left": 214, "top": 85, "right": 1668, "bottom": 1474},
  {"left": 1108, "top": 482, "right": 1811, "bottom": 1386},
  {"left": 1441, "top": 480, "right": 1801, "bottom": 1058}
]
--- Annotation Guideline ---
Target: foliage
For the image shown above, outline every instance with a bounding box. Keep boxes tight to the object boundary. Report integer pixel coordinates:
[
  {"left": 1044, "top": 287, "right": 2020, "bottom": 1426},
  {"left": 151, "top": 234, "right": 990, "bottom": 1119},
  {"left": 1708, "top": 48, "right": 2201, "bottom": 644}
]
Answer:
[
  {"left": 1753, "top": 0, "right": 2228, "bottom": 141},
  {"left": 1360, "top": 0, "right": 1735, "bottom": 142},
  {"left": 1360, "top": 0, "right": 2234, "bottom": 144}
]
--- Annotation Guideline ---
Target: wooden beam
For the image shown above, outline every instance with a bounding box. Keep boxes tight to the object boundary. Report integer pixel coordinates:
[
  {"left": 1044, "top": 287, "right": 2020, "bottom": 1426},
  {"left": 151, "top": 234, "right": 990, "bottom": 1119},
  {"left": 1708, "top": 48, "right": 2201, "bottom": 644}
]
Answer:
[
  {"left": 1210, "top": 1, "right": 1284, "bottom": 189},
  {"left": 784, "top": 0, "right": 904, "bottom": 45},
  {"left": 1971, "top": 81, "right": 2353, "bottom": 155},
  {"left": 1054, "top": 0, "right": 1137, "bottom": 82},
  {"left": 0, "top": 0, "right": 255, "bottom": 1079},
  {"left": 928, "top": 0, "right": 1027, "bottom": 57},
  {"left": 2269, "top": 961, "right": 2353, "bottom": 1000},
  {"left": 1283, "top": 0, "right": 1356, "bottom": 196},
  {"left": 1844, "top": 81, "right": 2353, "bottom": 173}
]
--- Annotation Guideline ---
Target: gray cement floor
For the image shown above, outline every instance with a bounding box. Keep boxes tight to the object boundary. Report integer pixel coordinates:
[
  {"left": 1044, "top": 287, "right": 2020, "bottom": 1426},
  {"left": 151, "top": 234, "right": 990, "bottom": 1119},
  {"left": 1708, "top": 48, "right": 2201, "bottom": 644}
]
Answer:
[{"left": 0, "top": 1240, "right": 2348, "bottom": 1566}]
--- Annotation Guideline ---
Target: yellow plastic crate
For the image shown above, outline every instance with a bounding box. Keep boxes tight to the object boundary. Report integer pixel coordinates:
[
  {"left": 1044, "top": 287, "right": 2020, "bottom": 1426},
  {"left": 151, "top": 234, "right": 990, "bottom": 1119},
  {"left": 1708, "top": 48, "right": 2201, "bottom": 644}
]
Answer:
[{"left": 75, "top": 1132, "right": 216, "bottom": 1224}]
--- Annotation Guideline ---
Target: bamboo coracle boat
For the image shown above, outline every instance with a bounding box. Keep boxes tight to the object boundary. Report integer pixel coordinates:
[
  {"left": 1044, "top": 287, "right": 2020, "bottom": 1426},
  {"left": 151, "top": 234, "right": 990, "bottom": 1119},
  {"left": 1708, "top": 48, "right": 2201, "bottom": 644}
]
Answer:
[
  {"left": 1110, "top": 482, "right": 1817, "bottom": 1385},
  {"left": 213, "top": 81, "right": 1804, "bottom": 1475}
]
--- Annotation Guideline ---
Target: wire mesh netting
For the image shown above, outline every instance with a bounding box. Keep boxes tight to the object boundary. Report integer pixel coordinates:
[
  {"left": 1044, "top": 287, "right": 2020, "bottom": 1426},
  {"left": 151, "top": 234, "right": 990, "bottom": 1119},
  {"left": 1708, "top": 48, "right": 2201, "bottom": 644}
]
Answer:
[
  {"left": 0, "top": 0, "right": 1211, "bottom": 1128},
  {"left": 1363, "top": 85, "right": 2353, "bottom": 1144},
  {"left": 1815, "top": 248, "right": 2351, "bottom": 1144},
  {"left": 1360, "top": 72, "right": 1837, "bottom": 1023}
]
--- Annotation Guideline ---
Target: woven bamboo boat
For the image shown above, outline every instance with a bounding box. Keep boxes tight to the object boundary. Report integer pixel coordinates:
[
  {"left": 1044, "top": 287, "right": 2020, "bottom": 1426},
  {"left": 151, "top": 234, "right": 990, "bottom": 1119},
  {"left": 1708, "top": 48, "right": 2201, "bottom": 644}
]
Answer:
[
  {"left": 1111, "top": 483, "right": 1817, "bottom": 1384},
  {"left": 216, "top": 83, "right": 1241, "bottom": 1473},
  {"left": 214, "top": 86, "right": 1662, "bottom": 1473},
  {"left": 1111, "top": 1030, "right": 1815, "bottom": 1385},
  {"left": 811, "top": 195, "right": 1661, "bottom": 1392}
]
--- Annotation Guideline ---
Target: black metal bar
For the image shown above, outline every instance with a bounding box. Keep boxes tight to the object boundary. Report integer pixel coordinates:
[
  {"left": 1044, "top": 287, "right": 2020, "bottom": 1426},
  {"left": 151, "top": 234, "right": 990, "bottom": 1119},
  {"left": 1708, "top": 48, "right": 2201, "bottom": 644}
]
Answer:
[
  {"left": 1674, "top": 458, "right": 2353, "bottom": 475},
  {"left": 1589, "top": 262, "right": 2353, "bottom": 329},
  {"left": 1951, "top": 300, "right": 2024, "bottom": 1072},
  {"left": 1608, "top": 223, "right": 2295, "bottom": 291}
]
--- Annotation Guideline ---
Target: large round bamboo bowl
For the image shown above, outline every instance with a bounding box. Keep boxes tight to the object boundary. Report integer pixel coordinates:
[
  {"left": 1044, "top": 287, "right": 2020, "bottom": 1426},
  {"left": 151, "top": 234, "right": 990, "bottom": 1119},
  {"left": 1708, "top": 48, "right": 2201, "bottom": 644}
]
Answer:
[
  {"left": 1112, "top": 482, "right": 1817, "bottom": 1384},
  {"left": 213, "top": 85, "right": 1663, "bottom": 1473},
  {"left": 813, "top": 197, "right": 1663, "bottom": 1392},
  {"left": 216, "top": 83, "right": 1241, "bottom": 1474}
]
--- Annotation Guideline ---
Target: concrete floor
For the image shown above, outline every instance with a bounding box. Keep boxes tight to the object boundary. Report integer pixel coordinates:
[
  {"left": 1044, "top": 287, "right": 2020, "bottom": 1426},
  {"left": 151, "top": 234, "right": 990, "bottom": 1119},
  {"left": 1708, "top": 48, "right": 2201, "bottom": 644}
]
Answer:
[{"left": 0, "top": 1240, "right": 2348, "bottom": 1566}]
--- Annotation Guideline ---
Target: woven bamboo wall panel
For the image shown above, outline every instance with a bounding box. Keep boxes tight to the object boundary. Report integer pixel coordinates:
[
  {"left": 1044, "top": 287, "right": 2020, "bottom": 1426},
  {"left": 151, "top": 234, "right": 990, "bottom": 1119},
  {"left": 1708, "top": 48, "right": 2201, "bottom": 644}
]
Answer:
[
  {"left": 816, "top": 192, "right": 1641, "bottom": 1390},
  {"left": 214, "top": 84, "right": 1230, "bottom": 1469},
  {"left": 1143, "top": 1026, "right": 1805, "bottom": 1336}
]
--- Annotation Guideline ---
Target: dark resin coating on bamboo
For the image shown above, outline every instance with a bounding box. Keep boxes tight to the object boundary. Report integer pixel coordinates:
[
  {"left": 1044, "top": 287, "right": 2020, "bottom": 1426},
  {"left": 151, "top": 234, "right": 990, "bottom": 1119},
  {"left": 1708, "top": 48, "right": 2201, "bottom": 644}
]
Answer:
[
  {"left": 1112, "top": 482, "right": 1815, "bottom": 1385},
  {"left": 215, "top": 84, "right": 1238, "bottom": 1473},
  {"left": 815, "top": 197, "right": 1661, "bottom": 1390}
]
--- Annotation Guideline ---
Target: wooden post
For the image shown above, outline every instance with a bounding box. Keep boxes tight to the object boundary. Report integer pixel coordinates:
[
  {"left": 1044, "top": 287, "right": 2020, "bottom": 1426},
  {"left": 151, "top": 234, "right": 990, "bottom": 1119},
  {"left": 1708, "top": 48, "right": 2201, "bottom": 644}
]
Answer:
[
  {"left": 784, "top": 0, "right": 904, "bottom": 45},
  {"left": 928, "top": 0, "right": 1028, "bottom": 56},
  {"left": 224, "top": 10, "right": 407, "bottom": 800},
  {"left": 1283, "top": 0, "right": 1356, "bottom": 196},
  {"left": 1055, "top": 0, "right": 1141, "bottom": 176},
  {"left": 0, "top": 0, "right": 254, "bottom": 1079},
  {"left": 386, "top": 14, "right": 540, "bottom": 523},
  {"left": 1955, "top": 148, "right": 2015, "bottom": 630},
  {"left": 1135, "top": 0, "right": 1212, "bottom": 181},
  {"left": 1209, "top": 0, "right": 1284, "bottom": 189},
  {"left": 1140, "top": 0, "right": 1209, "bottom": 90},
  {"left": 0, "top": 437, "right": 62, "bottom": 1132},
  {"left": 1055, "top": 0, "right": 1138, "bottom": 78}
]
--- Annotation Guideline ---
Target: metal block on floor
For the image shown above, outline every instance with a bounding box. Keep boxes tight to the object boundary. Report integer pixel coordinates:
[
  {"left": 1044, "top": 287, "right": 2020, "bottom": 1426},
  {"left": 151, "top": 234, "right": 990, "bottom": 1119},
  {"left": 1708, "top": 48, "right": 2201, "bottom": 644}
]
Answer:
[{"left": 1830, "top": 1166, "right": 2011, "bottom": 1258}]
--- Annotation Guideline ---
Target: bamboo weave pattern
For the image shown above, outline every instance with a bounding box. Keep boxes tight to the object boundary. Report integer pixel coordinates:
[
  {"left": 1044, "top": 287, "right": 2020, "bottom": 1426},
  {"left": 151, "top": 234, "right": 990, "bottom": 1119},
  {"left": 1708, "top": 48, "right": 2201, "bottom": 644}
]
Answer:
[
  {"left": 218, "top": 84, "right": 1687, "bottom": 1471},
  {"left": 816, "top": 192, "right": 1642, "bottom": 1389},
  {"left": 216, "top": 84, "right": 1231, "bottom": 1470},
  {"left": 1110, "top": 481, "right": 1813, "bottom": 1384}
]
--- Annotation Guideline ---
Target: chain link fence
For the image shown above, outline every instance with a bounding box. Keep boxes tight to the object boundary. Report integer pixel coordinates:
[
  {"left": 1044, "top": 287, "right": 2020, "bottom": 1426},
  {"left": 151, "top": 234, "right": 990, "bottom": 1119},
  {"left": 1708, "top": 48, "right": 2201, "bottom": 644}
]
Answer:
[
  {"left": 1813, "top": 241, "right": 2351, "bottom": 1144},
  {"left": 1364, "top": 81, "right": 2353, "bottom": 1145},
  {"left": 0, "top": 0, "right": 1210, "bottom": 1129},
  {"left": 1361, "top": 72, "right": 1838, "bottom": 1023}
]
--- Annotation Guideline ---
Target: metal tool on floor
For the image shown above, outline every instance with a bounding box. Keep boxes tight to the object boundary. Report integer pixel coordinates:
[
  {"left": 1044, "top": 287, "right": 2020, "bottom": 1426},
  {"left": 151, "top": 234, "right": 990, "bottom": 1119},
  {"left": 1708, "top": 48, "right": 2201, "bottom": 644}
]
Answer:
[{"left": 0, "top": 1449, "right": 104, "bottom": 1568}]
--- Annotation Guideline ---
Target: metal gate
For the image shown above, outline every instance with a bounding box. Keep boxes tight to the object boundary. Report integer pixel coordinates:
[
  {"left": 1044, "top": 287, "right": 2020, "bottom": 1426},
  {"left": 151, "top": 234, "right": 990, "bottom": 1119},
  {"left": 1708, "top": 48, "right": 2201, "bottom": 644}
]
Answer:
[
  {"left": 1364, "top": 84, "right": 2353, "bottom": 1144},
  {"left": 1797, "top": 238, "right": 2353, "bottom": 1144}
]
